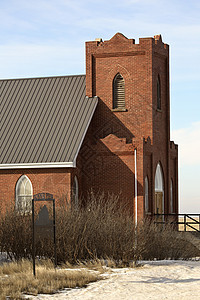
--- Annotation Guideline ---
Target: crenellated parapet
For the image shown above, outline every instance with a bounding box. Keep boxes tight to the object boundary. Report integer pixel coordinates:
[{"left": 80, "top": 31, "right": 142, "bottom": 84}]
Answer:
[
  {"left": 170, "top": 141, "right": 178, "bottom": 151},
  {"left": 170, "top": 141, "right": 178, "bottom": 162},
  {"left": 100, "top": 134, "right": 135, "bottom": 155},
  {"left": 143, "top": 136, "right": 153, "bottom": 153},
  {"left": 144, "top": 136, "right": 152, "bottom": 145},
  {"left": 86, "top": 32, "right": 168, "bottom": 52},
  {"left": 86, "top": 32, "right": 169, "bottom": 98}
]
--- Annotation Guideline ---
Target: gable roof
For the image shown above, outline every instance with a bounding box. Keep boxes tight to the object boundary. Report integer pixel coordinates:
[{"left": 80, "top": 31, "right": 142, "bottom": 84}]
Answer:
[{"left": 0, "top": 75, "right": 98, "bottom": 169}]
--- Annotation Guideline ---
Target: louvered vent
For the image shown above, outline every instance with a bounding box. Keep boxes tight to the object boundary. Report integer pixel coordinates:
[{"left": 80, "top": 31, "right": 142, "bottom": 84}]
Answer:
[{"left": 113, "top": 74, "right": 125, "bottom": 109}]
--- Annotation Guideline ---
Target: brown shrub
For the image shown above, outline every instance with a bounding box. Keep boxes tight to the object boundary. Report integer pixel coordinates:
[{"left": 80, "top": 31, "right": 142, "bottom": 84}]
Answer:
[
  {"left": 0, "top": 193, "right": 199, "bottom": 264},
  {"left": 0, "top": 208, "right": 32, "bottom": 260},
  {"left": 55, "top": 192, "right": 135, "bottom": 263},
  {"left": 138, "top": 219, "right": 200, "bottom": 260}
]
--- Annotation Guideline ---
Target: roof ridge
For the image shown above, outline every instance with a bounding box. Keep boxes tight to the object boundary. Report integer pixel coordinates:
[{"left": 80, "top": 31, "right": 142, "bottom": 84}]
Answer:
[{"left": 0, "top": 74, "right": 86, "bottom": 82}]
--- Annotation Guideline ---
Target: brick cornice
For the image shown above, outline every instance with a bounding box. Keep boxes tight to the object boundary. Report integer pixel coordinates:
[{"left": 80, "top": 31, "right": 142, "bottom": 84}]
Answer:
[
  {"left": 97, "top": 150, "right": 134, "bottom": 156},
  {"left": 93, "top": 51, "right": 145, "bottom": 59}
]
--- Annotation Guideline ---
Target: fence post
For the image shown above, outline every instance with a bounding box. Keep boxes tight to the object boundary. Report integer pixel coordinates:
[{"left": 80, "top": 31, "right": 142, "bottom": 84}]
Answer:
[
  {"left": 184, "top": 215, "right": 186, "bottom": 232},
  {"left": 199, "top": 215, "right": 200, "bottom": 232}
]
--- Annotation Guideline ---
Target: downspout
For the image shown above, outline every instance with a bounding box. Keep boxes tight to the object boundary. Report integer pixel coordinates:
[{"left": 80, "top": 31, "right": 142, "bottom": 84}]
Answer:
[
  {"left": 134, "top": 148, "right": 137, "bottom": 227},
  {"left": 134, "top": 148, "right": 138, "bottom": 265}
]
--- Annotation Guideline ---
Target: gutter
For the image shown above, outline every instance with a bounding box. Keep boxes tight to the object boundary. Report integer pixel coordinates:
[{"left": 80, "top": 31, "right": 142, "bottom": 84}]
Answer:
[{"left": 0, "top": 162, "right": 75, "bottom": 169}]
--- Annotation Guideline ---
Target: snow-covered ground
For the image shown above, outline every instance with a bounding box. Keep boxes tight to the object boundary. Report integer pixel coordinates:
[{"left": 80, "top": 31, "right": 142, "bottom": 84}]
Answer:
[{"left": 29, "top": 260, "right": 200, "bottom": 300}]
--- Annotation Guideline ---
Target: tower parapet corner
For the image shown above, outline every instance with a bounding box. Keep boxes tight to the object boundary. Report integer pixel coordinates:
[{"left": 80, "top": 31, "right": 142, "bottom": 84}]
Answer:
[
  {"left": 170, "top": 141, "right": 178, "bottom": 151},
  {"left": 144, "top": 136, "right": 152, "bottom": 145},
  {"left": 153, "top": 34, "right": 169, "bottom": 51}
]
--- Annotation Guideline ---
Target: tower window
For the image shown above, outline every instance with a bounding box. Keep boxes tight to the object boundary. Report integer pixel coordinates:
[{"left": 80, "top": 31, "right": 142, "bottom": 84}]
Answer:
[
  {"left": 145, "top": 176, "right": 149, "bottom": 213},
  {"left": 170, "top": 179, "right": 174, "bottom": 213},
  {"left": 72, "top": 176, "right": 79, "bottom": 209},
  {"left": 157, "top": 76, "right": 161, "bottom": 110},
  {"left": 113, "top": 73, "right": 125, "bottom": 109}
]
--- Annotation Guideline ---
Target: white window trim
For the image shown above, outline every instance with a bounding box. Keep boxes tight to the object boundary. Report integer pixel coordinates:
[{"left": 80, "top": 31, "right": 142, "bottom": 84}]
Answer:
[
  {"left": 16, "top": 175, "right": 33, "bottom": 212},
  {"left": 155, "top": 162, "right": 164, "bottom": 214}
]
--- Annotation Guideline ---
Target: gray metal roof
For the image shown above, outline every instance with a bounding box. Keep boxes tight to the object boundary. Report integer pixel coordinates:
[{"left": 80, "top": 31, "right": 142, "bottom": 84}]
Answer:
[{"left": 0, "top": 75, "right": 98, "bottom": 168}]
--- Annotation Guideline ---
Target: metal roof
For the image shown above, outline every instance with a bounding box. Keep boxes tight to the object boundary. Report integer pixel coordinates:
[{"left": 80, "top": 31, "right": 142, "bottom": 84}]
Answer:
[{"left": 0, "top": 75, "right": 98, "bottom": 168}]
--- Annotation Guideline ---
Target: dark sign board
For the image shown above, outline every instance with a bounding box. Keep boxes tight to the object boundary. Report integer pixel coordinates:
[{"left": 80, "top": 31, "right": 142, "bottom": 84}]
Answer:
[
  {"left": 32, "top": 194, "right": 56, "bottom": 276},
  {"left": 35, "top": 205, "right": 53, "bottom": 239},
  {"left": 33, "top": 193, "right": 54, "bottom": 200}
]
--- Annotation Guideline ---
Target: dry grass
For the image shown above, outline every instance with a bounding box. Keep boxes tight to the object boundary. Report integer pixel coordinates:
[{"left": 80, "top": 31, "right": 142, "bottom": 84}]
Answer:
[{"left": 0, "top": 260, "right": 100, "bottom": 300}]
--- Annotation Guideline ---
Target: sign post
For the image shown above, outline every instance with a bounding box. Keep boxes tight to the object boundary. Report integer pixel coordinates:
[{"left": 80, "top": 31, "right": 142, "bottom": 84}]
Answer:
[{"left": 32, "top": 193, "right": 56, "bottom": 276}]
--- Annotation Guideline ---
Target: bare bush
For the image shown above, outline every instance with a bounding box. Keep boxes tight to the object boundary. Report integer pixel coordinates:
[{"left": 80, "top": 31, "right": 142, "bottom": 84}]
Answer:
[
  {"left": 0, "top": 208, "right": 32, "bottom": 260},
  {"left": 0, "top": 193, "right": 199, "bottom": 265},
  {"left": 138, "top": 219, "right": 200, "bottom": 260},
  {"left": 55, "top": 192, "right": 135, "bottom": 264}
]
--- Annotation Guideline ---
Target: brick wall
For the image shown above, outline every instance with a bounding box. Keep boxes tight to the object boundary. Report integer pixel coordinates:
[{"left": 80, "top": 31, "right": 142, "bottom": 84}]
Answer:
[
  {"left": 0, "top": 33, "right": 178, "bottom": 219},
  {"left": 79, "top": 33, "right": 178, "bottom": 219},
  {"left": 0, "top": 168, "right": 72, "bottom": 212}
]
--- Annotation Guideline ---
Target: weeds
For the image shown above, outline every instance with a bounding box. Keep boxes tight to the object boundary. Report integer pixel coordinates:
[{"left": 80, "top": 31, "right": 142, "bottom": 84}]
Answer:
[{"left": 0, "top": 260, "right": 99, "bottom": 299}]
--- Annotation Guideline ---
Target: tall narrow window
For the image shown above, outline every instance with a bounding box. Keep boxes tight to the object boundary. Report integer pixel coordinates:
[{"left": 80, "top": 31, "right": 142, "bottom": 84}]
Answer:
[
  {"left": 113, "top": 73, "right": 125, "bottom": 109},
  {"left": 157, "top": 75, "right": 161, "bottom": 110},
  {"left": 72, "top": 176, "right": 79, "bottom": 209},
  {"left": 15, "top": 175, "right": 33, "bottom": 213},
  {"left": 170, "top": 179, "right": 173, "bottom": 213},
  {"left": 145, "top": 176, "right": 149, "bottom": 213},
  {"left": 155, "top": 162, "right": 164, "bottom": 217}
]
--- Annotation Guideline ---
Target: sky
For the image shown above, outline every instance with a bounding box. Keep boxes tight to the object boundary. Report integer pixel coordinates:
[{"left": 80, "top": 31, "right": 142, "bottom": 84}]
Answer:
[{"left": 0, "top": 0, "right": 200, "bottom": 213}]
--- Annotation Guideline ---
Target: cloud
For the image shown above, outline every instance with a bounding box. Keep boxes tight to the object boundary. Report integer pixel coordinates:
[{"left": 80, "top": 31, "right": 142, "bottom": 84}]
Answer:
[
  {"left": 171, "top": 121, "right": 200, "bottom": 165},
  {"left": 171, "top": 122, "right": 200, "bottom": 213},
  {"left": 1, "top": 0, "right": 200, "bottom": 83}
]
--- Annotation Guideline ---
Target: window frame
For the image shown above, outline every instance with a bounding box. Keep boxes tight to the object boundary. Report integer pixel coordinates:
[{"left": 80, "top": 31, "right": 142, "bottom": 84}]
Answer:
[
  {"left": 112, "top": 73, "right": 126, "bottom": 110},
  {"left": 15, "top": 175, "right": 33, "bottom": 213}
]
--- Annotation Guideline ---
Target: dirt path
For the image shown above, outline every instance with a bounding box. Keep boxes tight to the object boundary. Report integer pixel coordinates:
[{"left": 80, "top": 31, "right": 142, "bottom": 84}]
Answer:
[{"left": 28, "top": 260, "right": 200, "bottom": 300}]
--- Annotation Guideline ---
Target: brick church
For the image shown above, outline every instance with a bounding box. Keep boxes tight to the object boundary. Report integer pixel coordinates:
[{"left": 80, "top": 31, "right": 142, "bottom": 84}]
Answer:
[{"left": 0, "top": 33, "right": 178, "bottom": 220}]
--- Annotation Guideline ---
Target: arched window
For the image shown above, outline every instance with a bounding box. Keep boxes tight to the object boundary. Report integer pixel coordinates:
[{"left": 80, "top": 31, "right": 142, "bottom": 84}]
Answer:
[
  {"left": 155, "top": 163, "right": 164, "bottom": 193},
  {"left": 155, "top": 162, "right": 164, "bottom": 215},
  {"left": 72, "top": 176, "right": 79, "bottom": 208},
  {"left": 15, "top": 175, "right": 33, "bottom": 213},
  {"left": 170, "top": 179, "right": 173, "bottom": 213},
  {"left": 113, "top": 73, "right": 125, "bottom": 109},
  {"left": 145, "top": 176, "right": 149, "bottom": 213},
  {"left": 157, "top": 75, "right": 161, "bottom": 110}
]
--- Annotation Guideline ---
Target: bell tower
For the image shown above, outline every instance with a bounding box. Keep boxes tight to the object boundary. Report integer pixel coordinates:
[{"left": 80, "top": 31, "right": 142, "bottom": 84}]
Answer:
[{"left": 84, "top": 33, "right": 178, "bottom": 218}]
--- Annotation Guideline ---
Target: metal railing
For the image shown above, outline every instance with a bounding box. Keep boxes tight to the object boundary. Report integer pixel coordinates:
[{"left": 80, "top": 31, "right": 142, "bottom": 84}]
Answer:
[{"left": 154, "top": 214, "right": 200, "bottom": 232}]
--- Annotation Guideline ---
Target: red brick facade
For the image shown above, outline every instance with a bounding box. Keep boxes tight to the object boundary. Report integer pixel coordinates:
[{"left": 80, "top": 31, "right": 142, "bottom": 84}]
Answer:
[
  {"left": 0, "top": 169, "right": 72, "bottom": 212},
  {"left": 0, "top": 33, "right": 178, "bottom": 220},
  {"left": 78, "top": 33, "right": 178, "bottom": 219}
]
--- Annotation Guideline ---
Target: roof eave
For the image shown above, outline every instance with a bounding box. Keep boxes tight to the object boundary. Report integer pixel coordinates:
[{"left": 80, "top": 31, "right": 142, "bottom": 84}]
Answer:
[{"left": 0, "top": 162, "right": 76, "bottom": 170}]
